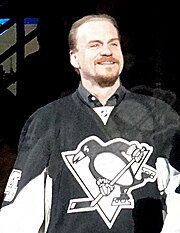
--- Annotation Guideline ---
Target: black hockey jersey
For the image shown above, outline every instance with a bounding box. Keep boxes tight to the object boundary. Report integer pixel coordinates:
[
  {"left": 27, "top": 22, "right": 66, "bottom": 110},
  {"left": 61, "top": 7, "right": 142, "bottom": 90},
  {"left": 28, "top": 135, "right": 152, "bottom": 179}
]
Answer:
[{"left": 0, "top": 87, "right": 180, "bottom": 233}]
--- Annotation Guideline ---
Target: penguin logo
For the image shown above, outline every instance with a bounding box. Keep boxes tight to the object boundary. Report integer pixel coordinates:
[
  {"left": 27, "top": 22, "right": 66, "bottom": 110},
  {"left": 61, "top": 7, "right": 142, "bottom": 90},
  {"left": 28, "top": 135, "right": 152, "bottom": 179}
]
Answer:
[{"left": 62, "top": 136, "right": 156, "bottom": 229}]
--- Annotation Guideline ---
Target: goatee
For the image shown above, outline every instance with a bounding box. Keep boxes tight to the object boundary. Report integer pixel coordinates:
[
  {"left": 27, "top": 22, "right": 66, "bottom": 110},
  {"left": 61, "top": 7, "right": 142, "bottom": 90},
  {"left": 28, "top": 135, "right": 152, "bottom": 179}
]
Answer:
[{"left": 96, "top": 75, "right": 119, "bottom": 87}]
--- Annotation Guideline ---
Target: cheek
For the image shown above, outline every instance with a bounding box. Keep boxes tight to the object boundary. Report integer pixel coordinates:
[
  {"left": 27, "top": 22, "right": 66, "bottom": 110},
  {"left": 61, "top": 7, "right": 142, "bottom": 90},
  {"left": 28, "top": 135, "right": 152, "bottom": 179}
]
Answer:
[
  {"left": 79, "top": 51, "right": 99, "bottom": 70},
  {"left": 84, "top": 62, "right": 94, "bottom": 72},
  {"left": 116, "top": 52, "right": 124, "bottom": 67},
  {"left": 81, "top": 55, "right": 94, "bottom": 67}
]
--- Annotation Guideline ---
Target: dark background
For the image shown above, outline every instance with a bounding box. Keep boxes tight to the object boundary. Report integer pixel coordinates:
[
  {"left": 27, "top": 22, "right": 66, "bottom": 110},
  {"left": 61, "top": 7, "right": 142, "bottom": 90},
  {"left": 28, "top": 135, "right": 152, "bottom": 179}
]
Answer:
[
  {"left": 0, "top": 0, "right": 179, "bottom": 205},
  {"left": 1, "top": 0, "right": 179, "bottom": 103}
]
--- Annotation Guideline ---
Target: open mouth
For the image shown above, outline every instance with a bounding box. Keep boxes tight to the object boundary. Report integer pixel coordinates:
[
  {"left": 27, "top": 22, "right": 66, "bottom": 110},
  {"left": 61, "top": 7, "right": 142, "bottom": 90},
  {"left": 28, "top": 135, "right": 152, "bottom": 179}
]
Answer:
[
  {"left": 98, "top": 61, "right": 115, "bottom": 65},
  {"left": 95, "top": 57, "right": 119, "bottom": 65}
]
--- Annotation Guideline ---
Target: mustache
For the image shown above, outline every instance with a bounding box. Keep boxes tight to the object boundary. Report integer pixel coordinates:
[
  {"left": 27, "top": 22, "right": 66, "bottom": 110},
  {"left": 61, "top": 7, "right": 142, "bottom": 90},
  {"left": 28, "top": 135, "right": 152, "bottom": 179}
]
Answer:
[{"left": 95, "top": 57, "right": 119, "bottom": 64}]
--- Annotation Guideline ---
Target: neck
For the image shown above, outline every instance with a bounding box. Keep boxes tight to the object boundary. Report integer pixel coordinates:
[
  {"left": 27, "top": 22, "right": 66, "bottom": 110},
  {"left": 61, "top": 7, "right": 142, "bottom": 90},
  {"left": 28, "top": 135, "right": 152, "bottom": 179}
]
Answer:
[{"left": 81, "top": 79, "right": 120, "bottom": 106}]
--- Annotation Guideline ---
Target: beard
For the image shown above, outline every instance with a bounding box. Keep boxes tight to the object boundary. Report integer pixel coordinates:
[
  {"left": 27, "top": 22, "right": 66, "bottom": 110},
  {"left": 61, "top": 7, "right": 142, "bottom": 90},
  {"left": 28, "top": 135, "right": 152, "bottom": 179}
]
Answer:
[
  {"left": 94, "top": 73, "right": 120, "bottom": 87},
  {"left": 93, "top": 60, "right": 121, "bottom": 87}
]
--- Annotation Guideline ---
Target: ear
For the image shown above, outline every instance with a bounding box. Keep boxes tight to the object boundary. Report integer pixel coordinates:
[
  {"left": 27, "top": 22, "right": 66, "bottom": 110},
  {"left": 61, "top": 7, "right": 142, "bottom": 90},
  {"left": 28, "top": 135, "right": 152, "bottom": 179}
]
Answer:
[{"left": 70, "top": 51, "right": 80, "bottom": 69}]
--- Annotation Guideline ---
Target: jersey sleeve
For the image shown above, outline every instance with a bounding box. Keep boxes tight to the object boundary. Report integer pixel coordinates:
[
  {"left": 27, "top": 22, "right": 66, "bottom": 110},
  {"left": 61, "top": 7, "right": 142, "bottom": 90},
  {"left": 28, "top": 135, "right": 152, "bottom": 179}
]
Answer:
[
  {"left": 155, "top": 103, "right": 180, "bottom": 233},
  {"left": 0, "top": 107, "right": 53, "bottom": 233}
]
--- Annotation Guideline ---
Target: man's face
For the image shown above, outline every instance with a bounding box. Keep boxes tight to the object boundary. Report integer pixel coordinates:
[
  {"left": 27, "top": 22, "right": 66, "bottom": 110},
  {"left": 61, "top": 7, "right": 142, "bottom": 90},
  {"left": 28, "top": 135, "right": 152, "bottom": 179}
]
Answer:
[{"left": 70, "top": 20, "right": 124, "bottom": 87}]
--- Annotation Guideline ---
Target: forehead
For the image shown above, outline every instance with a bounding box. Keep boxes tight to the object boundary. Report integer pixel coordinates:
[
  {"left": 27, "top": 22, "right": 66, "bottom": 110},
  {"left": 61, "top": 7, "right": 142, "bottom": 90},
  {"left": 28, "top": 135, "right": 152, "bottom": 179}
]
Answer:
[{"left": 77, "top": 20, "right": 119, "bottom": 43}]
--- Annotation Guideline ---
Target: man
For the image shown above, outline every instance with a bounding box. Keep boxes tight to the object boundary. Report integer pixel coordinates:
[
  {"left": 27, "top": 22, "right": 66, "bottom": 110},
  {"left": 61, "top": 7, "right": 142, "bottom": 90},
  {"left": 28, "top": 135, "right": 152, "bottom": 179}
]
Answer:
[{"left": 0, "top": 14, "right": 180, "bottom": 233}]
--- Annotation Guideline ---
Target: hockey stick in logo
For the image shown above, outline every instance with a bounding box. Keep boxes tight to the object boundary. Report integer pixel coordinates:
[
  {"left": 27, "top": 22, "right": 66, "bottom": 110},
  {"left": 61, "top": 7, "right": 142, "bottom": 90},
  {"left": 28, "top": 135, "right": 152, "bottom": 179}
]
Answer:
[
  {"left": 90, "top": 147, "right": 148, "bottom": 207},
  {"left": 68, "top": 147, "right": 149, "bottom": 211}
]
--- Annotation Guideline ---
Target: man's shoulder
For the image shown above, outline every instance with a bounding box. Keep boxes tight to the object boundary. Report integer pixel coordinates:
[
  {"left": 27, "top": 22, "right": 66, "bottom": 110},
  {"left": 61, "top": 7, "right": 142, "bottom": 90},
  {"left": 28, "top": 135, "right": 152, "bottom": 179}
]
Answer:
[
  {"left": 25, "top": 93, "right": 74, "bottom": 126},
  {"left": 125, "top": 88, "right": 179, "bottom": 118},
  {"left": 36, "top": 93, "right": 74, "bottom": 114},
  {"left": 127, "top": 85, "right": 178, "bottom": 111}
]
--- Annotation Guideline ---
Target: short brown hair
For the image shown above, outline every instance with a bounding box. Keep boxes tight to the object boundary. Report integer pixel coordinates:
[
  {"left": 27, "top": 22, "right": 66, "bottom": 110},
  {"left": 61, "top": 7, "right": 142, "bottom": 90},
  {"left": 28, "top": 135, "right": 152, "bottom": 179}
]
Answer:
[{"left": 68, "top": 14, "right": 120, "bottom": 51}]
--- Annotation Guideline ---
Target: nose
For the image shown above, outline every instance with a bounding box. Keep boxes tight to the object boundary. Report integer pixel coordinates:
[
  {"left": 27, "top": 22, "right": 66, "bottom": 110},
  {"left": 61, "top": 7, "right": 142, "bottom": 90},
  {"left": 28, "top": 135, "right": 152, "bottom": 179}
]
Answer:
[{"left": 100, "top": 45, "right": 112, "bottom": 56}]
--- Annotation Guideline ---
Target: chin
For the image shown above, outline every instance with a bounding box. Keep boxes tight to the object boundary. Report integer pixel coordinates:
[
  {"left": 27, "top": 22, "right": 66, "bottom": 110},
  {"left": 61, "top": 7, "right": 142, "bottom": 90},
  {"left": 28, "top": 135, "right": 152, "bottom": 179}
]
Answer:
[{"left": 97, "top": 76, "right": 119, "bottom": 87}]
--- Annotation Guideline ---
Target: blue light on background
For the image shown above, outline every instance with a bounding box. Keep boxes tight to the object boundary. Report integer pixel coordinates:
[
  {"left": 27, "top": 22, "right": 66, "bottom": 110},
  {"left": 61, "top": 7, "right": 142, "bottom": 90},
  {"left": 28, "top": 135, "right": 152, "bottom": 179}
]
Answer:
[
  {"left": 0, "top": 18, "right": 39, "bottom": 35},
  {"left": 24, "top": 18, "right": 39, "bottom": 24},
  {"left": 0, "top": 18, "right": 39, "bottom": 25},
  {"left": 0, "top": 18, "right": 10, "bottom": 25}
]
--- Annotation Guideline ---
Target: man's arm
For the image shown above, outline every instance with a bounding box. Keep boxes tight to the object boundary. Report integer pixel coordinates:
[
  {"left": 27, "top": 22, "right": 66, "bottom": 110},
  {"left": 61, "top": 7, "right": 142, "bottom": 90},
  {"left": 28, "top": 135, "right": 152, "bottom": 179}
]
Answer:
[
  {"left": 0, "top": 108, "right": 53, "bottom": 233},
  {"left": 156, "top": 156, "right": 180, "bottom": 233},
  {"left": 0, "top": 169, "right": 47, "bottom": 233}
]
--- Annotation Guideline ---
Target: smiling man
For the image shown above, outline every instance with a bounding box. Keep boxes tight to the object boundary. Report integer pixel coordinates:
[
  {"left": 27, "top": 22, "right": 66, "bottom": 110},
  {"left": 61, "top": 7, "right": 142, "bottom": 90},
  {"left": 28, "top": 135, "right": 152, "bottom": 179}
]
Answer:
[
  {"left": 69, "top": 15, "right": 124, "bottom": 104},
  {"left": 0, "top": 14, "right": 180, "bottom": 233}
]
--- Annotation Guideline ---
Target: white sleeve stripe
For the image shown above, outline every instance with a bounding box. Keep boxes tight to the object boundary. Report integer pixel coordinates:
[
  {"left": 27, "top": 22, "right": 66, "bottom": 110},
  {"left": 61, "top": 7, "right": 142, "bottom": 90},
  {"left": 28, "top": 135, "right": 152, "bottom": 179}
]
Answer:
[{"left": 0, "top": 168, "right": 47, "bottom": 233}]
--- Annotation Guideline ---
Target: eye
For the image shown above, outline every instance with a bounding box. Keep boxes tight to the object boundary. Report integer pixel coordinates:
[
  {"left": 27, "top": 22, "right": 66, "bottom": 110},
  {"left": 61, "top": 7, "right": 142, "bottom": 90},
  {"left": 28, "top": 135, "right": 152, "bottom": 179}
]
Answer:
[
  {"left": 89, "top": 43, "right": 100, "bottom": 48},
  {"left": 83, "top": 145, "right": 89, "bottom": 153},
  {"left": 110, "top": 42, "right": 119, "bottom": 47}
]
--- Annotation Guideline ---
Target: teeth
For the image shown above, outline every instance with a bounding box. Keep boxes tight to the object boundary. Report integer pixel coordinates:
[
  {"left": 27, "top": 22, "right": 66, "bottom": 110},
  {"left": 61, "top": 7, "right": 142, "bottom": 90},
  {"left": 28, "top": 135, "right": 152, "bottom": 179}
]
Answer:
[{"left": 100, "top": 62, "right": 113, "bottom": 64}]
